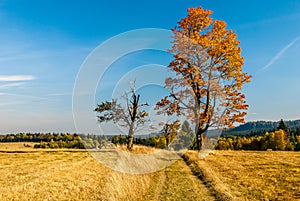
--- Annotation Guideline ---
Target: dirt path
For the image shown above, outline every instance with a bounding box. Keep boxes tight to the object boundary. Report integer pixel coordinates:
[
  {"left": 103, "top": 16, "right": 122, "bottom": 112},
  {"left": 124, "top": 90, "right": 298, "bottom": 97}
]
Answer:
[{"left": 144, "top": 158, "right": 215, "bottom": 201}]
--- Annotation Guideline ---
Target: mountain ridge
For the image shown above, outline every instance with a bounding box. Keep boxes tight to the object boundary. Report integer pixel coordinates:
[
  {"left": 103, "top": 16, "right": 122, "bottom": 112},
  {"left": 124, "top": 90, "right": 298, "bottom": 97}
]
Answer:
[{"left": 221, "top": 119, "right": 300, "bottom": 136}]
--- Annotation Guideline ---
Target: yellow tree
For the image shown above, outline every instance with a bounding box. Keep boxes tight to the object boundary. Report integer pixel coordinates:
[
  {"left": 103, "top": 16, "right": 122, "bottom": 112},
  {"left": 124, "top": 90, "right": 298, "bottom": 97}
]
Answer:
[
  {"left": 273, "top": 130, "right": 287, "bottom": 150},
  {"left": 263, "top": 130, "right": 287, "bottom": 150},
  {"left": 160, "top": 120, "right": 181, "bottom": 148},
  {"left": 156, "top": 7, "right": 251, "bottom": 150}
]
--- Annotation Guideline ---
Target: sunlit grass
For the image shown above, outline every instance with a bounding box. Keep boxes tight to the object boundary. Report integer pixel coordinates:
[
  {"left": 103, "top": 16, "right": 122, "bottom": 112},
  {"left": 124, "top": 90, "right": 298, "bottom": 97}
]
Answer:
[
  {"left": 184, "top": 150, "right": 300, "bottom": 201},
  {"left": 0, "top": 143, "right": 214, "bottom": 201},
  {"left": 115, "top": 144, "right": 158, "bottom": 154},
  {"left": 0, "top": 142, "right": 36, "bottom": 150},
  {"left": 4, "top": 142, "right": 299, "bottom": 200},
  {"left": 0, "top": 149, "right": 153, "bottom": 200}
]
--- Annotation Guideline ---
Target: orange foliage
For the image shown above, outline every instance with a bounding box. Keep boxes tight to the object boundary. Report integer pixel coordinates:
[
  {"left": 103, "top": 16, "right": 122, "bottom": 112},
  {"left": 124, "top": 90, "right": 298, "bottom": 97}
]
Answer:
[{"left": 156, "top": 7, "right": 251, "bottom": 149}]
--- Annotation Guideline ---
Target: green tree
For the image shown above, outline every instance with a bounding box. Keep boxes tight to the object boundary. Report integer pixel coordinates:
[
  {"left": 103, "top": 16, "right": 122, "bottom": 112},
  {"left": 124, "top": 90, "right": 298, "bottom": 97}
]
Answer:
[
  {"left": 277, "top": 119, "right": 290, "bottom": 139},
  {"left": 180, "top": 120, "right": 195, "bottom": 149},
  {"left": 181, "top": 120, "right": 195, "bottom": 139},
  {"left": 277, "top": 119, "right": 288, "bottom": 132},
  {"left": 295, "top": 136, "right": 300, "bottom": 151}
]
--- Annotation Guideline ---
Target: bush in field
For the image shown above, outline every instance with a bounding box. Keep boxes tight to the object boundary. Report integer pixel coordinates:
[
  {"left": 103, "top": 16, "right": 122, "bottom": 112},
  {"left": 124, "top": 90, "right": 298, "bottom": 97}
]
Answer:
[{"left": 153, "top": 136, "right": 167, "bottom": 149}]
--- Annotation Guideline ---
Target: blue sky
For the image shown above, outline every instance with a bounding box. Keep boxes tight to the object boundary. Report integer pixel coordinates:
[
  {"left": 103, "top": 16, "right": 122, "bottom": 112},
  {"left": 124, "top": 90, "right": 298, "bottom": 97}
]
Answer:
[{"left": 0, "top": 0, "right": 299, "bottom": 133}]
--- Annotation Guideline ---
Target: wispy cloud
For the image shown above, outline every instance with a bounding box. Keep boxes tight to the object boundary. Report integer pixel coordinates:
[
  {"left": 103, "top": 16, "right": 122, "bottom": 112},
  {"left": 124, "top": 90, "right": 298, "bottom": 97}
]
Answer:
[
  {"left": 0, "top": 75, "right": 36, "bottom": 82},
  {"left": 259, "top": 35, "right": 300, "bottom": 71},
  {"left": 0, "top": 82, "right": 25, "bottom": 89}
]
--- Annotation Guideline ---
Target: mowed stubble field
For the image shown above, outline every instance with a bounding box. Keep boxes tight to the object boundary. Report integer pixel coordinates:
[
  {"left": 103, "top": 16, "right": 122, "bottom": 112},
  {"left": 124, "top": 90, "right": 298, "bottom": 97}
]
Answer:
[
  {"left": 0, "top": 143, "right": 213, "bottom": 201},
  {"left": 1, "top": 143, "right": 300, "bottom": 201}
]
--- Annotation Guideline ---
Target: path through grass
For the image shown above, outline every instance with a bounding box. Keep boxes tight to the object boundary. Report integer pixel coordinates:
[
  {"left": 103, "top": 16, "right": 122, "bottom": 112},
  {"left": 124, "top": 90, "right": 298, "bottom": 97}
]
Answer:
[
  {"left": 0, "top": 144, "right": 215, "bottom": 201},
  {"left": 146, "top": 159, "right": 215, "bottom": 201}
]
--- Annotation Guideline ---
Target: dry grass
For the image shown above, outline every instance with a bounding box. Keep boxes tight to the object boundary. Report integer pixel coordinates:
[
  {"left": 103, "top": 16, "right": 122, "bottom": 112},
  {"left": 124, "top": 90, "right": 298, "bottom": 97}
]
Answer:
[
  {"left": 0, "top": 142, "right": 36, "bottom": 150},
  {"left": 6, "top": 142, "right": 300, "bottom": 201},
  {"left": 184, "top": 150, "right": 300, "bottom": 201},
  {"left": 0, "top": 143, "right": 214, "bottom": 201},
  {"left": 0, "top": 149, "right": 156, "bottom": 201},
  {"left": 144, "top": 159, "right": 215, "bottom": 201},
  {"left": 116, "top": 144, "right": 158, "bottom": 154},
  {"left": 91, "top": 145, "right": 182, "bottom": 174}
]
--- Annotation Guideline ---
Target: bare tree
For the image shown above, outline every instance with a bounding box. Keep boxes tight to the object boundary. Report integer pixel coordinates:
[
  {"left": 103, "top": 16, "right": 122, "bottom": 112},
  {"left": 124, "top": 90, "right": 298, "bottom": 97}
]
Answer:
[{"left": 95, "top": 81, "right": 148, "bottom": 150}]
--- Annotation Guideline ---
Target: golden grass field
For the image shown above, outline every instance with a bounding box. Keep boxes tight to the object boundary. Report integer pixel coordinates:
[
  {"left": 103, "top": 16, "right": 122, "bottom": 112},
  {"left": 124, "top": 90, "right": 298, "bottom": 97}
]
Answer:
[
  {"left": 1, "top": 143, "right": 300, "bottom": 201},
  {"left": 0, "top": 142, "right": 36, "bottom": 150},
  {"left": 184, "top": 150, "right": 300, "bottom": 201},
  {"left": 0, "top": 143, "right": 213, "bottom": 201}
]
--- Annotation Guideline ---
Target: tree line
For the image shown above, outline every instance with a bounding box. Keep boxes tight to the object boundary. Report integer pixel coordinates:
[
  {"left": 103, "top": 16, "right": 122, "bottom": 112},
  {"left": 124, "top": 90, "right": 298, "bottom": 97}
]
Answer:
[
  {"left": 1, "top": 119, "right": 300, "bottom": 151},
  {"left": 222, "top": 119, "right": 300, "bottom": 137},
  {"left": 216, "top": 120, "right": 300, "bottom": 151},
  {"left": 0, "top": 133, "right": 106, "bottom": 149},
  {"left": 216, "top": 130, "right": 300, "bottom": 151}
]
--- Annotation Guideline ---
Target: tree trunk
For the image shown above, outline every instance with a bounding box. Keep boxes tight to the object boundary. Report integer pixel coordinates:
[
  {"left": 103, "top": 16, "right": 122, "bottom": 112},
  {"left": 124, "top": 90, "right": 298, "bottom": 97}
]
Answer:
[
  {"left": 196, "top": 129, "right": 203, "bottom": 151},
  {"left": 127, "top": 122, "right": 135, "bottom": 150}
]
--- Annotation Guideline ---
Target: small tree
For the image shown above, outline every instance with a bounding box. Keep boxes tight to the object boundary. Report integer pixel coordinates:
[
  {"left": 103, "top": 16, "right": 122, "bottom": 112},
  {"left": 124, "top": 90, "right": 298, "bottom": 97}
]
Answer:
[
  {"left": 277, "top": 119, "right": 290, "bottom": 138},
  {"left": 262, "top": 130, "right": 287, "bottom": 151},
  {"left": 180, "top": 120, "right": 195, "bottom": 149},
  {"left": 181, "top": 120, "right": 195, "bottom": 138},
  {"left": 156, "top": 7, "right": 251, "bottom": 150},
  {"left": 277, "top": 119, "right": 287, "bottom": 131},
  {"left": 95, "top": 81, "right": 148, "bottom": 150},
  {"left": 160, "top": 120, "right": 181, "bottom": 148}
]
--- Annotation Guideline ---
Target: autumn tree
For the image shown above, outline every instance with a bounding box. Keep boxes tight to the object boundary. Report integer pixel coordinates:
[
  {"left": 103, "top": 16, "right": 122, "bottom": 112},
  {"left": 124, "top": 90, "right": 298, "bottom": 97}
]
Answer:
[
  {"left": 156, "top": 7, "right": 251, "bottom": 150},
  {"left": 160, "top": 120, "right": 181, "bottom": 148},
  {"left": 95, "top": 81, "right": 148, "bottom": 150},
  {"left": 262, "top": 130, "right": 287, "bottom": 151}
]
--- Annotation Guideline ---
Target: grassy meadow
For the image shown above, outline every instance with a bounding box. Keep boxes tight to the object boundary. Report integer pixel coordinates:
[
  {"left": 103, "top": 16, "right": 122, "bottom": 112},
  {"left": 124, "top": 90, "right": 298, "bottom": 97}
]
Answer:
[
  {"left": 184, "top": 150, "right": 300, "bottom": 201},
  {"left": 0, "top": 143, "right": 213, "bottom": 201},
  {"left": 1, "top": 143, "right": 300, "bottom": 200},
  {"left": 0, "top": 142, "right": 36, "bottom": 150}
]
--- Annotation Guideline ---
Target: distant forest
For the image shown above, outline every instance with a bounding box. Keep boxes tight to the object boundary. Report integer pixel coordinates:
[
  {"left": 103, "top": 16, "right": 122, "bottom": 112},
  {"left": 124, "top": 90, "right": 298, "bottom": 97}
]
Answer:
[
  {"left": 0, "top": 133, "right": 105, "bottom": 149},
  {"left": 216, "top": 119, "right": 300, "bottom": 151},
  {"left": 1, "top": 119, "right": 300, "bottom": 150},
  {"left": 222, "top": 119, "right": 300, "bottom": 137}
]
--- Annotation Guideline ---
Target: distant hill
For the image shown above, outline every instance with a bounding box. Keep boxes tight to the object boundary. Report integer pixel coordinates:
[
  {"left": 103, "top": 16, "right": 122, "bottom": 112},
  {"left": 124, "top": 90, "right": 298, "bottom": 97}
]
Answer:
[{"left": 221, "top": 119, "right": 300, "bottom": 137}]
